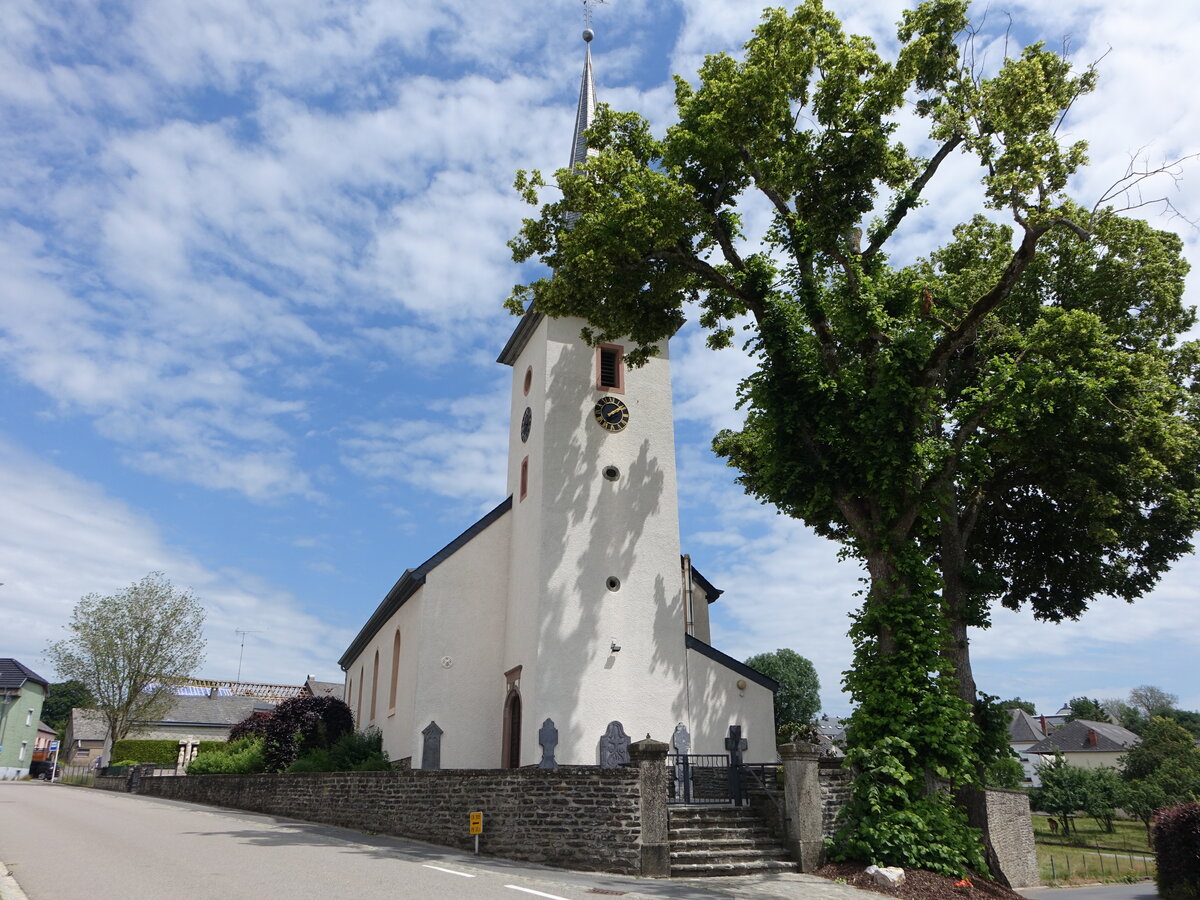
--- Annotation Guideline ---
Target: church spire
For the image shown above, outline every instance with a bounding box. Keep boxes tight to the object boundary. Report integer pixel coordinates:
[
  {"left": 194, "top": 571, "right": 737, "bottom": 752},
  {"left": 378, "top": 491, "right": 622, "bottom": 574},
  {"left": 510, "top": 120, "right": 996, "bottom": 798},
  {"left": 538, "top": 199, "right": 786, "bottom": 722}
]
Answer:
[{"left": 569, "top": 10, "right": 599, "bottom": 169}]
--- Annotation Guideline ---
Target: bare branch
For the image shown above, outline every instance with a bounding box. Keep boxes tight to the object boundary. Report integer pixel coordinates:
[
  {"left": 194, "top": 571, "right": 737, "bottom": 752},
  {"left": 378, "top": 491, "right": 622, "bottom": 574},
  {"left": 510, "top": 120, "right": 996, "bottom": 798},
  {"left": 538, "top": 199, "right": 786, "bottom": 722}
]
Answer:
[{"left": 864, "top": 135, "right": 964, "bottom": 261}]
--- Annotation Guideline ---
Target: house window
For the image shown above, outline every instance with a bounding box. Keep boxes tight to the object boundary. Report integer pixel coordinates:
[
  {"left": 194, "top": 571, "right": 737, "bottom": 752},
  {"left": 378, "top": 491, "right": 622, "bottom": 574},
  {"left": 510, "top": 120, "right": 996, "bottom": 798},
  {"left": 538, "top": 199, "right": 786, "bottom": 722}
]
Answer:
[
  {"left": 19, "top": 742, "right": 28, "bottom": 761},
  {"left": 520, "top": 457, "right": 529, "bottom": 501},
  {"left": 596, "top": 344, "right": 624, "bottom": 392},
  {"left": 388, "top": 629, "right": 401, "bottom": 713}
]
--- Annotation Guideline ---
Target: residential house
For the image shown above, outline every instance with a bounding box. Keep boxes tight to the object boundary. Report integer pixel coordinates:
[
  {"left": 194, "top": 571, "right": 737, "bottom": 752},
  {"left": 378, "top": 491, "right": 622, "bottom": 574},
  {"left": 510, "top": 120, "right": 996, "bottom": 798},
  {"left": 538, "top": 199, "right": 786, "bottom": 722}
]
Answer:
[
  {"left": 0, "top": 658, "right": 49, "bottom": 780},
  {"left": 1024, "top": 718, "right": 1140, "bottom": 774}
]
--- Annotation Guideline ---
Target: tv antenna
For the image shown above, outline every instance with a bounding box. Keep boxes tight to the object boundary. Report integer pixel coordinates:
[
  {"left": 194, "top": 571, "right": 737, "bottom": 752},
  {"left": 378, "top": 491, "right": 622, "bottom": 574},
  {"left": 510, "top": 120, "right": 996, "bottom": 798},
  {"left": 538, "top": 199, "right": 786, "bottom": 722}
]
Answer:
[{"left": 235, "top": 630, "right": 262, "bottom": 683}]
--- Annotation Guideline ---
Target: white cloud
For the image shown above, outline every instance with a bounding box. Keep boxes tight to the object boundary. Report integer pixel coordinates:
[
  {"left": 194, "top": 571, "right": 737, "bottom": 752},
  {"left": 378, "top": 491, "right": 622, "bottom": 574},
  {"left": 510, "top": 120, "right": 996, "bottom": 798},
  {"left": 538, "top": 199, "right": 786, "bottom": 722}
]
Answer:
[{"left": 0, "top": 436, "right": 349, "bottom": 683}]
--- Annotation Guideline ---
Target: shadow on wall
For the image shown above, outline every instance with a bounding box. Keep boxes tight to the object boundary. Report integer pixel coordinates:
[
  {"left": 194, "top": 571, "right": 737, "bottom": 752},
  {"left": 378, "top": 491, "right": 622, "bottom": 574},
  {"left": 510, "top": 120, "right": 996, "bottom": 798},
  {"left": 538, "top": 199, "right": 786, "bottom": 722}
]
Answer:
[{"left": 534, "top": 335, "right": 673, "bottom": 762}]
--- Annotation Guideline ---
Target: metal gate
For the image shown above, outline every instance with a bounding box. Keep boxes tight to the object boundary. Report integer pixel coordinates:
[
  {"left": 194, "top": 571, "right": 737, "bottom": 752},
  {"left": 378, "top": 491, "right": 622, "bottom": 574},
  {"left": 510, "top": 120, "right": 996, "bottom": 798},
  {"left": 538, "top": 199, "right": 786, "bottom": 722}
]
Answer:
[{"left": 668, "top": 753, "right": 749, "bottom": 805}]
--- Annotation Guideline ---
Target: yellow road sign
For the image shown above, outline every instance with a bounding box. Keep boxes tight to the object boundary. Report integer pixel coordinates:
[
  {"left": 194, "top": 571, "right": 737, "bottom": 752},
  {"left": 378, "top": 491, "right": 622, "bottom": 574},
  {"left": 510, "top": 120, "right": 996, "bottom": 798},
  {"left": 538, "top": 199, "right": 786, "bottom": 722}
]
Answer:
[{"left": 469, "top": 812, "right": 483, "bottom": 835}]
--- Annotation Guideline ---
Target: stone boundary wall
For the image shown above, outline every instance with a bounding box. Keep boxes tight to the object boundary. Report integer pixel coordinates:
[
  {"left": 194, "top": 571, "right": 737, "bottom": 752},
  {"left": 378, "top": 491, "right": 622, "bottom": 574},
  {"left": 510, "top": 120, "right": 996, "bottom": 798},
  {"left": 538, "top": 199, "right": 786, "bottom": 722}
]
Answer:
[
  {"left": 984, "top": 787, "right": 1039, "bottom": 888},
  {"left": 129, "top": 766, "right": 644, "bottom": 875}
]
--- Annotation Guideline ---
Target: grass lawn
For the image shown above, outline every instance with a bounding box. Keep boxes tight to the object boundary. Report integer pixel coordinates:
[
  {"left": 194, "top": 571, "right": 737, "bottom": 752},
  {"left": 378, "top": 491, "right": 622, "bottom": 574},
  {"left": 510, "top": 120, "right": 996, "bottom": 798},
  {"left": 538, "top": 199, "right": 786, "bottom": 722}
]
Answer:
[
  {"left": 1031, "top": 814, "right": 1154, "bottom": 886},
  {"left": 1031, "top": 814, "right": 1152, "bottom": 853},
  {"left": 1036, "top": 843, "right": 1154, "bottom": 886}
]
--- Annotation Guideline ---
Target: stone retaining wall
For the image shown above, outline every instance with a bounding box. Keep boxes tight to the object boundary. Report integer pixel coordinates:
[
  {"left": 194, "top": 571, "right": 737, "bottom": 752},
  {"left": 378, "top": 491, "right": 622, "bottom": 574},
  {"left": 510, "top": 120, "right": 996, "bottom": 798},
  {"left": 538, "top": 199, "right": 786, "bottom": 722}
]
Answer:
[
  {"left": 133, "top": 766, "right": 644, "bottom": 874},
  {"left": 818, "top": 763, "right": 852, "bottom": 839}
]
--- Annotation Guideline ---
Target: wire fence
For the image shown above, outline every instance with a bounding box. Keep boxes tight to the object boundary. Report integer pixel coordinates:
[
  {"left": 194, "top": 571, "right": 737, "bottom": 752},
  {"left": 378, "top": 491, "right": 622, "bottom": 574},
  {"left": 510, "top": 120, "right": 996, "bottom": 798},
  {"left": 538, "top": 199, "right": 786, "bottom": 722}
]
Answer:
[{"left": 1043, "top": 848, "right": 1155, "bottom": 884}]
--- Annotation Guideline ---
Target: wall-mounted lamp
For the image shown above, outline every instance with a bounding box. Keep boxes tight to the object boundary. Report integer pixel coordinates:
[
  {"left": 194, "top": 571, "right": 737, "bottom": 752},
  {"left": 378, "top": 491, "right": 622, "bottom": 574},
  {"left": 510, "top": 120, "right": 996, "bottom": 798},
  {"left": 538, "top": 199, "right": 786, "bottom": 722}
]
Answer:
[{"left": 610, "top": 640, "right": 622, "bottom": 653}]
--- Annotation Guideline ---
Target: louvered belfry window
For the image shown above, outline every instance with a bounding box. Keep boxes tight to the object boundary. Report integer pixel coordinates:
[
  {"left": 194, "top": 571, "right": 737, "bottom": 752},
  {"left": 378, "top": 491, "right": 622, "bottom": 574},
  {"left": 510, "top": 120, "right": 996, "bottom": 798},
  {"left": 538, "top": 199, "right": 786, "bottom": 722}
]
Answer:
[{"left": 597, "top": 344, "right": 624, "bottom": 392}]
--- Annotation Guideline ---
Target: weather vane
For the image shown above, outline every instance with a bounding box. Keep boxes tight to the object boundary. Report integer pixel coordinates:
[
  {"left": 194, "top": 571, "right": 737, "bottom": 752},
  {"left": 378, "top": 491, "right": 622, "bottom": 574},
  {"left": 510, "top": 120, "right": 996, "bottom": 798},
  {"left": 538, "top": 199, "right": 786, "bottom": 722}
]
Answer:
[{"left": 582, "top": 0, "right": 606, "bottom": 37}]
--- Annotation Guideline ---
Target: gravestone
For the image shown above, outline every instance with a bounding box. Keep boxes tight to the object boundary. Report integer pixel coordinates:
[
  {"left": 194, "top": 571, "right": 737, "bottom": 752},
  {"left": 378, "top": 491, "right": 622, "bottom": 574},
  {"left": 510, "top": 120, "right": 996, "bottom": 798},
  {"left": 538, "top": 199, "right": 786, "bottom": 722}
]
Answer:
[
  {"left": 725, "top": 724, "right": 749, "bottom": 805},
  {"left": 670, "top": 723, "right": 690, "bottom": 755},
  {"left": 670, "top": 723, "right": 692, "bottom": 801},
  {"left": 421, "top": 720, "right": 443, "bottom": 771},
  {"left": 599, "top": 720, "right": 631, "bottom": 768},
  {"left": 538, "top": 718, "right": 559, "bottom": 770},
  {"left": 724, "top": 724, "right": 748, "bottom": 765}
]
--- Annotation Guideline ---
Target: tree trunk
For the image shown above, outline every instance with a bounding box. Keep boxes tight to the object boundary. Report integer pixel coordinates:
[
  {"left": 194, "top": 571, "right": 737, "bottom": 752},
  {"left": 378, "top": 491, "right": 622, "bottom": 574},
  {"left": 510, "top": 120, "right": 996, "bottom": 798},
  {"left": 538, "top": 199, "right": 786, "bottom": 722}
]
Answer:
[{"left": 942, "top": 518, "right": 1010, "bottom": 885}]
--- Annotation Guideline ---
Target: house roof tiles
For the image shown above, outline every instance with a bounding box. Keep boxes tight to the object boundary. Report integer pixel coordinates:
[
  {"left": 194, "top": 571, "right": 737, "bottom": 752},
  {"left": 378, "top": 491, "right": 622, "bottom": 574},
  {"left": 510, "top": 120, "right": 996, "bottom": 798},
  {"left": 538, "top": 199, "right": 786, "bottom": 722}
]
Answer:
[
  {"left": 0, "top": 658, "right": 49, "bottom": 690},
  {"left": 1025, "top": 718, "right": 1140, "bottom": 755}
]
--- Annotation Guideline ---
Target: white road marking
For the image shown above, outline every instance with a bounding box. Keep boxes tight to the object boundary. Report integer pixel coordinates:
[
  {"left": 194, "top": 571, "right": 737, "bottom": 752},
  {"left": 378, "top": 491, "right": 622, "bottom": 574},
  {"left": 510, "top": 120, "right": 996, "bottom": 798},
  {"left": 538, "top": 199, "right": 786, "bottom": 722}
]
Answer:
[
  {"left": 422, "top": 864, "right": 475, "bottom": 877},
  {"left": 504, "top": 886, "right": 571, "bottom": 900}
]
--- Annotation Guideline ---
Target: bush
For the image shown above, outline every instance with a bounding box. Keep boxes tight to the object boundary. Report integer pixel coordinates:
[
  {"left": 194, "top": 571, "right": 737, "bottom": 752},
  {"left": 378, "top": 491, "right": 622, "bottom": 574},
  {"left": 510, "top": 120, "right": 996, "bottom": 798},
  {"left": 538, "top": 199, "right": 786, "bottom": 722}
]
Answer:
[
  {"left": 287, "top": 728, "right": 389, "bottom": 773},
  {"left": 1154, "top": 802, "right": 1200, "bottom": 900},
  {"left": 110, "top": 739, "right": 185, "bottom": 766},
  {"left": 261, "top": 696, "right": 355, "bottom": 772},
  {"left": 186, "top": 737, "right": 266, "bottom": 775}
]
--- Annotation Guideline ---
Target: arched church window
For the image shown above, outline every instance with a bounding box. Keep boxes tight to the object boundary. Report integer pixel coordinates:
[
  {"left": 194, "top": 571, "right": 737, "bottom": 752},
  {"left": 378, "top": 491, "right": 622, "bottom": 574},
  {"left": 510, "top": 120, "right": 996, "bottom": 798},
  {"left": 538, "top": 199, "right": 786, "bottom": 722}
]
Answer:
[
  {"left": 388, "top": 629, "right": 401, "bottom": 713},
  {"left": 370, "top": 650, "right": 380, "bottom": 723},
  {"left": 356, "top": 665, "right": 364, "bottom": 724},
  {"left": 502, "top": 691, "right": 522, "bottom": 769},
  {"left": 520, "top": 456, "right": 529, "bottom": 501}
]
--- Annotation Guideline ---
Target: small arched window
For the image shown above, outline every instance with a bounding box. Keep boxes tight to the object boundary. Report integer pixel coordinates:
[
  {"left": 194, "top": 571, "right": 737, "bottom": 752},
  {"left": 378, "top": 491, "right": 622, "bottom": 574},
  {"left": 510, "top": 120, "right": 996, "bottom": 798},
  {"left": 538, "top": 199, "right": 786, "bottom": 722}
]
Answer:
[
  {"left": 356, "top": 666, "right": 364, "bottom": 724},
  {"left": 388, "top": 629, "right": 401, "bottom": 712}
]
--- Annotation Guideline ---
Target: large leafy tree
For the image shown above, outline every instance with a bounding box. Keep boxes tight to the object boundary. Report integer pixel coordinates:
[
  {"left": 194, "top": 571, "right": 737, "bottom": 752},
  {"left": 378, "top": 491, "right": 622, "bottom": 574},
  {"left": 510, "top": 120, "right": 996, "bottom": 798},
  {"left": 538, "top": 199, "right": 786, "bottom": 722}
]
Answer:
[
  {"left": 45, "top": 572, "right": 207, "bottom": 744},
  {"left": 41, "top": 680, "right": 95, "bottom": 737},
  {"left": 509, "top": 0, "right": 1200, "bottom": 876},
  {"left": 745, "top": 647, "right": 821, "bottom": 729}
]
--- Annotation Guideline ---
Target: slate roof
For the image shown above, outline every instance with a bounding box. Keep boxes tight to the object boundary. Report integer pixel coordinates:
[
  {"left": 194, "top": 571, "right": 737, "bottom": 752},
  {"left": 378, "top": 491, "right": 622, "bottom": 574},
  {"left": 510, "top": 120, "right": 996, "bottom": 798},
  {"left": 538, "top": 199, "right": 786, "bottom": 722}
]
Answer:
[
  {"left": 305, "top": 677, "right": 343, "bottom": 699},
  {"left": 0, "top": 658, "right": 49, "bottom": 691},
  {"left": 68, "top": 708, "right": 108, "bottom": 742},
  {"left": 1025, "top": 719, "right": 1140, "bottom": 755},
  {"left": 143, "top": 695, "right": 274, "bottom": 727},
  {"left": 1009, "top": 708, "right": 1052, "bottom": 743}
]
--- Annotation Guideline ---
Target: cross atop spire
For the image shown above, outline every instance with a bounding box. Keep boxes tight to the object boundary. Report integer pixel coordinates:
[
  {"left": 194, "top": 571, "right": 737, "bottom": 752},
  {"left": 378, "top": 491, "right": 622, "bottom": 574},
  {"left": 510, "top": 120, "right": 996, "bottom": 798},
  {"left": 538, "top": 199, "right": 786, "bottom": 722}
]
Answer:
[{"left": 570, "top": 2, "right": 603, "bottom": 169}]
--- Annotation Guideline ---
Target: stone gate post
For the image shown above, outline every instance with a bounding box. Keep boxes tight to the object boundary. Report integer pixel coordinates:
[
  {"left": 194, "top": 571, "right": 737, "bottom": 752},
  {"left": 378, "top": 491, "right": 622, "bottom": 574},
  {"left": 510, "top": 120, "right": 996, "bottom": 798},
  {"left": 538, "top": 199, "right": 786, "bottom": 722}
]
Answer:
[
  {"left": 779, "top": 741, "right": 824, "bottom": 871},
  {"left": 628, "top": 736, "right": 670, "bottom": 877}
]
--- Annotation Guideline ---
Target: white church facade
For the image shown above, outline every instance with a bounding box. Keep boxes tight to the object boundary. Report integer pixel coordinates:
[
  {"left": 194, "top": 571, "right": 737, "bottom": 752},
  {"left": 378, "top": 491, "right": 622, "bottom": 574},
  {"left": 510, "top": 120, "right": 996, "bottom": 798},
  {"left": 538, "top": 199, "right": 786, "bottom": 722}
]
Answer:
[{"left": 337, "top": 28, "right": 777, "bottom": 769}]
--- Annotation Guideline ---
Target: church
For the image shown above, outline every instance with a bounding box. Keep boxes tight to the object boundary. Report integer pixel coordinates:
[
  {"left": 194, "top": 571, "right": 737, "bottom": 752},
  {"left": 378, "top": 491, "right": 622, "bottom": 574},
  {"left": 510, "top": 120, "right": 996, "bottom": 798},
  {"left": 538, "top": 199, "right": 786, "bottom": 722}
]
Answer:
[{"left": 338, "top": 26, "right": 777, "bottom": 770}]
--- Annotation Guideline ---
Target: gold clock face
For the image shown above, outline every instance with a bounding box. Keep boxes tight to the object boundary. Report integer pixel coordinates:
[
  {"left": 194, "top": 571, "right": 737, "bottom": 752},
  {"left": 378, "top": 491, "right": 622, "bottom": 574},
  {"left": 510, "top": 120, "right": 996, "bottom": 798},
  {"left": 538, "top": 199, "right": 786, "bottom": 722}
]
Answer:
[{"left": 593, "top": 396, "right": 630, "bottom": 432}]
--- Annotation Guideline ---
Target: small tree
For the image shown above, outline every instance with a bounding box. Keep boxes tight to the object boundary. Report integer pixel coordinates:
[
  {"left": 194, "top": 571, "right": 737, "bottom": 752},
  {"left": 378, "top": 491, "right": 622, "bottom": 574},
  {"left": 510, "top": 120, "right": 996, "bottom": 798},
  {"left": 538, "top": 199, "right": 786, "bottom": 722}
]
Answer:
[
  {"left": 44, "top": 572, "right": 206, "bottom": 744},
  {"left": 1031, "top": 755, "right": 1090, "bottom": 835},
  {"left": 1083, "top": 767, "right": 1122, "bottom": 833},
  {"left": 744, "top": 648, "right": 821, "bottom": 731}
]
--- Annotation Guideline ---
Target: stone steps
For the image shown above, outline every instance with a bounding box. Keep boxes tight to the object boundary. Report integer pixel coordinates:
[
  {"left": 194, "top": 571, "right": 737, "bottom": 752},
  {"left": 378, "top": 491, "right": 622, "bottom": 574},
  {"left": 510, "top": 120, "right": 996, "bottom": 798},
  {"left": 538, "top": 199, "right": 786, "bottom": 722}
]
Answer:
[{"left": 668, "top": 805, "right": 798, "bottom": 878}]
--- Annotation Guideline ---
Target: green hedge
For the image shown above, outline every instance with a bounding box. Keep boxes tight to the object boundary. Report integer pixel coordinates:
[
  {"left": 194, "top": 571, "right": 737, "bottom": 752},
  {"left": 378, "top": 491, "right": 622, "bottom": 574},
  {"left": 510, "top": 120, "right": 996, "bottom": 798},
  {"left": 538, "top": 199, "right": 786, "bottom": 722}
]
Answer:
[{"left": 110, "top": 739, "right": 227, "bottom": 766}]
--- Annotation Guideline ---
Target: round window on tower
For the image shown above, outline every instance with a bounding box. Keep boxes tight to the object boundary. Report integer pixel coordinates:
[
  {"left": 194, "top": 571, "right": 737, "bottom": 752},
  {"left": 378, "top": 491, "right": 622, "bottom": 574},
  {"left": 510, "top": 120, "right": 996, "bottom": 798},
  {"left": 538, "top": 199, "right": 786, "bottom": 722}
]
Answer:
[
  {"left": 602, "top": 465, "right": 620, "bottom": 482},
  {"left": 606, "top": 576, "right": 621, "bottom": 592}
]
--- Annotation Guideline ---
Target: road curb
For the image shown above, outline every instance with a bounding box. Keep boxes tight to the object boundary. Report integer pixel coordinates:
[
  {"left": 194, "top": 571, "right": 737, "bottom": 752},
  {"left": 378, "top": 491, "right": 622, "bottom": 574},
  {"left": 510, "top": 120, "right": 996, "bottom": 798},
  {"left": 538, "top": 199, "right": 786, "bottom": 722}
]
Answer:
[{"left": 0, "top": 863, "right": 31, "bottom": 900}]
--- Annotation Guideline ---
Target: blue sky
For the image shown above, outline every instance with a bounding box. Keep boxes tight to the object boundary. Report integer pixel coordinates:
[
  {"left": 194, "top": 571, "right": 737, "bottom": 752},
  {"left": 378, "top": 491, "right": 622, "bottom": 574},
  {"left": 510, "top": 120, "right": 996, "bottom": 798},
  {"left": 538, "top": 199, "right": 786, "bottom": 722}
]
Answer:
[{"left": 2, "top": 0, "right": 1198, "bottom": 717}]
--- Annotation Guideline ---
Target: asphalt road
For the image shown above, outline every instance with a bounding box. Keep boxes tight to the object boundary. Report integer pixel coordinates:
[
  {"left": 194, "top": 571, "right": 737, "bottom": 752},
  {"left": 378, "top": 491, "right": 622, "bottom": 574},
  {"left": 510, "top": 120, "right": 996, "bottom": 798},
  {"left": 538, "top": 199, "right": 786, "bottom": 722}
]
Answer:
[{"left": 0, "top": 781, "right": 875, "bottom": 900}]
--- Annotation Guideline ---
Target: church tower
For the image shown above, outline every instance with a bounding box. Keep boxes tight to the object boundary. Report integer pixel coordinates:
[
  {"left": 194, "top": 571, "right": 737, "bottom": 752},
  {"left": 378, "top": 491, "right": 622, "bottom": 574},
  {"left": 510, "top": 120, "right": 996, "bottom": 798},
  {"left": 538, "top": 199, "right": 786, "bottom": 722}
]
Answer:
[
  {"left": 494, "top": 26, "right": 691, "bottom": 765},
  {"left": 339, "top": 22, "right": 777, "bottom": 772}
]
